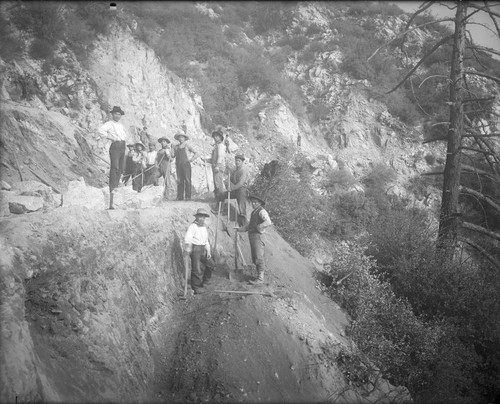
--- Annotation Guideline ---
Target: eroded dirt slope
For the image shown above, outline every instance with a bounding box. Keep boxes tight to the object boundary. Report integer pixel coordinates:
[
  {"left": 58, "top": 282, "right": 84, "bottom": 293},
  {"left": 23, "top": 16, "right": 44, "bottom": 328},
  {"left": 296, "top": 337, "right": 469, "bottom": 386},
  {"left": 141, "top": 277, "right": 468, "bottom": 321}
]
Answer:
[{"left": 0, "top": 202, "right": 409, "bottom": 403}]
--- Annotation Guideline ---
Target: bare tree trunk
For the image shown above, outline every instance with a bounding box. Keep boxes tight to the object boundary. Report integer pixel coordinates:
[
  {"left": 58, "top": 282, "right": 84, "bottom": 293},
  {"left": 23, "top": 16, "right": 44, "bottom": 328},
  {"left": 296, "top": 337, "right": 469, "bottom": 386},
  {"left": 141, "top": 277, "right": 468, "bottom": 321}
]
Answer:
[{"left": 437, "top": 3, "right": 468, "bottom": 257}]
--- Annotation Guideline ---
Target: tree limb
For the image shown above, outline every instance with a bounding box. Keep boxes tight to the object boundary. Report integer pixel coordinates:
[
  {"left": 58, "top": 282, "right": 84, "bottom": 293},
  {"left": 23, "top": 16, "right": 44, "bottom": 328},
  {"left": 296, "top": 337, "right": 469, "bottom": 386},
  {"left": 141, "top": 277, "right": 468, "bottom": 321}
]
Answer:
[
  {"left": 458, "top": 236, "right": 500, "bottom": 269},
  {"left": 466, "top": 45, "right": 500, "bottom": 59},
  {"left": 386, "top": 35, "right": 454, "bottom": 94},
  {"left": 462, "top": 221, "right": 500, "bottom": 242},
  {"left": 367, "top": 20, "right": 453, "bottom": 63},
  {"left": 459, "top": 146, "right": 496, "bottom": 155},
  {"left": 484, "top": 1, "right": 500, "bottom": 38},
  {"left": 464, "top": 70, "right": 500, "bottom": 84},
  {"left": 460, "top": 186, "right": 500, "bottom": 213}
]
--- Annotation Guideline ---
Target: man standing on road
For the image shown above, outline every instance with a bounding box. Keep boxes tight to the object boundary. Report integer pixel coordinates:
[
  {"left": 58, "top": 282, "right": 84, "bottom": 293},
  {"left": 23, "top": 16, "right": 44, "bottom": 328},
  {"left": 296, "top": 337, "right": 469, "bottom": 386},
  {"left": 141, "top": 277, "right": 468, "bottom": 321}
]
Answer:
[
  {"left": 156, "top": 137, "right": 173, "bottom": 200},
  {"left": 217, "top": 154, "right": 249, "bottom": 226},
  {"left": 203, "top": 129, "right": 226, "bottom": 203},
  {"left": 98, "top": 106, "right": 130, "bottom": 209},
  {"left": 184, "top": 208, "right": 215, "bottom": 295},
  {"left": 172, "top": 132, "right": 199, "bottom": 201},
  {"left": 236, "top": 195, "right": 272, "bottom": 285},
  {"left": 144, "top": 142, "right": 159, "bottom": 186}
]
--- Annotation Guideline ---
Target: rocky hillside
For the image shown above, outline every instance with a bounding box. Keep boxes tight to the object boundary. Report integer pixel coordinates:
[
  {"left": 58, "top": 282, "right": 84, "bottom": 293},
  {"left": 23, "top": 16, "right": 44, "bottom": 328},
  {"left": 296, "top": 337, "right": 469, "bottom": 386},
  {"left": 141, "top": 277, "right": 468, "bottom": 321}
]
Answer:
[
  {"left": 1, "top": 2, "right": 499, "bottom": 403},
  {"left": 0, "top": 1, "right": 461, "bottom": 205}
]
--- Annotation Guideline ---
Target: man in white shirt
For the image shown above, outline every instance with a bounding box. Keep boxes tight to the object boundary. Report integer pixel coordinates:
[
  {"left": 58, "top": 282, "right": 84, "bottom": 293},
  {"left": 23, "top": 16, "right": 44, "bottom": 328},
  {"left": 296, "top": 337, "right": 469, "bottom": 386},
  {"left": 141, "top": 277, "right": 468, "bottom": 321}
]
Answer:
[
  {"left": 98, "top": 106, "right": 129, "bottom": 209},
  {"left": 184, "top": 208, "right": 215, "bottom": 295}
]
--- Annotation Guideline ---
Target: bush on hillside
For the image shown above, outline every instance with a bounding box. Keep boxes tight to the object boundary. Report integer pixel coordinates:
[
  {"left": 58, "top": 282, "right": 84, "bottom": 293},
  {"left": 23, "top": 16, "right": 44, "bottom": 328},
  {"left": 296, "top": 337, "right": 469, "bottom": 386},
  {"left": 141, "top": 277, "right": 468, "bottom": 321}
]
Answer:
[
  {"left": 250, "top": 2, "right": 294, "bottom": 35},
  {"left": 0, "top": 17, "right": 25, "bottom": 61},
  {"left": 29, "top": 38, "right": 56, "bottom": 60},
  {"left": 249, "top": 152, "right": 327, "bottom": 255},
  {"left": 384, "top": 88, "right": 421, "bottom": 125},
  {"left": 319, "top": 241, "right": 443, "bottom": 393}
]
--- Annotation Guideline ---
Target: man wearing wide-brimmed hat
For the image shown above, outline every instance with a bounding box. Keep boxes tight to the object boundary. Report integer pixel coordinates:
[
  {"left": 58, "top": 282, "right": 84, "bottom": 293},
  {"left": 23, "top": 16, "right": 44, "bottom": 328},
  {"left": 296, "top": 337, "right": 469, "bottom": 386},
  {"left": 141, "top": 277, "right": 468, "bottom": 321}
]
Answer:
[
  {"left": 184, "top": 208, "right": 215, "bottom": 295},
  {"left": 236, "top": 194, "right": 272, "bottom": 285},
  {"left": 202, "top": 129, "right": 226, "bottom": 201},
  {"left": 172, "top": 132, "right": 199, "bottom": 201},
  {"left": 156, "top": 137, "right": 173, "bottom": 200},
  {"left": 132, "top": 142, "right": 146, "bottom": 192},
  {"left": 98, "top": 106, "right": 130, "bottom": 209},
  {"left": 216, "top": 153, "right": 249, "bottom": 226}
]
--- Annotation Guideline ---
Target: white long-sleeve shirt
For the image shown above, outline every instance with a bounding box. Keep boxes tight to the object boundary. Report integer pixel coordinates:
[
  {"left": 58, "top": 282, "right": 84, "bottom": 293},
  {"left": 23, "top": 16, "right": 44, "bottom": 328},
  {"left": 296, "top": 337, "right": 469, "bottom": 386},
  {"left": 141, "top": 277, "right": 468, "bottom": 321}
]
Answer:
[
  {"left": 98, "top": 120, "right": 128, "bottom": 142},
  {"left": 184, "top": 222, "right": 211, "bottom": 251},
  {"left": 146, "top": 150, "right": 157, "bottom": 165}
]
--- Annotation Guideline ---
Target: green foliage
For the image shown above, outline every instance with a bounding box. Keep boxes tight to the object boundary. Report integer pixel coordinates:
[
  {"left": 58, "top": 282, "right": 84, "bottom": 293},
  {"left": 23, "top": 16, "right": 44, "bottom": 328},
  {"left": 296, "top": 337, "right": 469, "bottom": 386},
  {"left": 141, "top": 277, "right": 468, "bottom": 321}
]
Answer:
[
  {"left": 250, "top": 2, "right": 295, "bottom": 35},
  {"left": 249, "top": 152, "right": 327, "bottom": 255},
  {"left": 0, "top": 15, "right": 25, "bottom": 61},
  {"left": 384, "top": 88, "right": 421, "bottom": 125},
  {"left": 29, "top": 38, "right": 57, "bottom": 60},
  {"left": 319, "top": 241, "right": 442, "bottom": 392},
  {"left": 308, "top": 101, "right": 330, "bottom": 123}
]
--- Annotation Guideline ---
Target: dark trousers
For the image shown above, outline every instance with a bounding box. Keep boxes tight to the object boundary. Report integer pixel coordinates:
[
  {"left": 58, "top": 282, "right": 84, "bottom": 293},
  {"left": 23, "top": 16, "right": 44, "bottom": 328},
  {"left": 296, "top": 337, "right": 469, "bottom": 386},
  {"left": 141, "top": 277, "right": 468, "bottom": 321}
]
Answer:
[
  {"left": 132, "top": 164, "right": 144, "bottom": 192},
  {"left": 190, "top": 245, "right": 215, "bottom": 290},
  {"left": 249, "top": 232, "right": 265, "bottom": 274},
  {"left": 144, "top": 164, "right": 160, "bottom": 186},
  {"left": 122, "top": 156, "right": 134, "bottom": 184},
  {"left": 109, "top": 141, "right": 126, "bottom": 191},
  {"left": 176, "top": 162, "right": 192, "bottom": 200},
  {"left": 217, "top": 187, "right": 248, "bottom": 226},
  {"left": 159, "top": 162, "right": 173, "bottom": 199}
]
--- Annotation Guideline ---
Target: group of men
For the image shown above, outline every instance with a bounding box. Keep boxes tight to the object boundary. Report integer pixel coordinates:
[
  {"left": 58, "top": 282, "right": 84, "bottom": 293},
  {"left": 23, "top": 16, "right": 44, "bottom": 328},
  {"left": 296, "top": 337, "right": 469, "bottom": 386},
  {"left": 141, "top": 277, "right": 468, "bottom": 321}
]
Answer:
[{"left": 98, "top": 105, "right": 272, "bottom": 293}]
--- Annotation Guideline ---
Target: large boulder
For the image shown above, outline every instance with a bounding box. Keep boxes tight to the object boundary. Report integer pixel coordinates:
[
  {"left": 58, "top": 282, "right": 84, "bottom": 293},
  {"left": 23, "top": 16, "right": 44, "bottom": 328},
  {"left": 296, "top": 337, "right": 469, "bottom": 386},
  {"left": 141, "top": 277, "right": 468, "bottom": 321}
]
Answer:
[
  {"left": 11, "top": 180, "right": 62, "bottom": 210},
  {"left": 63, "top": 178, "right": 106, "bottom": 210}
]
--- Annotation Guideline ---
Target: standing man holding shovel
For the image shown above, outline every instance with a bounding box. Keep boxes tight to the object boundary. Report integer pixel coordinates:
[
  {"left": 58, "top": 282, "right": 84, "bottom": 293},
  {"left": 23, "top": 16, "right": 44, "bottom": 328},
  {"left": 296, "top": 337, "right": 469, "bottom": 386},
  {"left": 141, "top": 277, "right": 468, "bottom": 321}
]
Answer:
[
  {"left": 236, "top": 195, "right": 272, "bottom": 285},
  {"left": 184, "top": 208, "right": 215, "bottom": 295}
]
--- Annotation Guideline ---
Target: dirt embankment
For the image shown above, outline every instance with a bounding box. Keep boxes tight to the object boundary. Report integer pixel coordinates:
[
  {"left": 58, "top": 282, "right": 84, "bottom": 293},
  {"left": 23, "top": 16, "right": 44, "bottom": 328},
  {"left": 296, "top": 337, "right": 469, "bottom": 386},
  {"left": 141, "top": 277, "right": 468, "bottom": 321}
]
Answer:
[{"left": 0, "top": 202, "right": 410, "bottom": 403}]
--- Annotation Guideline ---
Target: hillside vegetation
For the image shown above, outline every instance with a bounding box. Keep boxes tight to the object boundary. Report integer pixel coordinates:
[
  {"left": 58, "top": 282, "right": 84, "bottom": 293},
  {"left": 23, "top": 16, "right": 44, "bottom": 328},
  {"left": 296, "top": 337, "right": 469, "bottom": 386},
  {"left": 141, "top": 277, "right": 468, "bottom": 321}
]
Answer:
[{"left": 1, "top": 1, "right": 500, "bottom": 403}]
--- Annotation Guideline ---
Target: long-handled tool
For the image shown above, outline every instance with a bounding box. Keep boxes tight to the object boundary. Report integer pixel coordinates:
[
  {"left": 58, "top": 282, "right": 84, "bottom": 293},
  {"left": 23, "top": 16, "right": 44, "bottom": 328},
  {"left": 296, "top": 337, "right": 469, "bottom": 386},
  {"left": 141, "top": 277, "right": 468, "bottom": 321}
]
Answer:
[
  {"left": 183, "top": 254, "right": 191, "bottom": 298},
  {"left": 227, "top": 172, "right": 232, "bottom": 280},
  {"left": 214, "top": 289, "right": 275, "bottom": 298},
  {"left": 213, "top": 201, "right": 222, "bottom": 264},
  {"left": 201, "top": 133, "right": 210, "bottom": 193},
  {"left": 234, "top": 230, "right": 239, "bottom": 272}
]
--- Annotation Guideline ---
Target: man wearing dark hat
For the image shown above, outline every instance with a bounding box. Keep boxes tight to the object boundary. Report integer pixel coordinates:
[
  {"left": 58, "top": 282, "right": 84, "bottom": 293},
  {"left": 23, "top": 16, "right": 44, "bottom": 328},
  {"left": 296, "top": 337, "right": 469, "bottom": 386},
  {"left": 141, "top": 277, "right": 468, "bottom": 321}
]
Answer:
[
  {"left": 217, "top": 154, "right": 249, "bottom": 226},
  {"left": 202, "top": 130, "right": 226, "bottom": 201},
  {"left": 236, "top": 195, "right": 272, "bottom": 285},
  {"left": 122, "top": 143, "right": 136, "bottom": 186},
  {"left": 184, "top": 208, "right": 215, "bottom": 295},
  {"left": 98, "top": 106, "right": 130, "bottom": 209},
  {"left": 172, "top": 132, "right": 199, "bottom": 201},
  {"left": 156, "top": 137, "right": 173, "bottom": 200}
]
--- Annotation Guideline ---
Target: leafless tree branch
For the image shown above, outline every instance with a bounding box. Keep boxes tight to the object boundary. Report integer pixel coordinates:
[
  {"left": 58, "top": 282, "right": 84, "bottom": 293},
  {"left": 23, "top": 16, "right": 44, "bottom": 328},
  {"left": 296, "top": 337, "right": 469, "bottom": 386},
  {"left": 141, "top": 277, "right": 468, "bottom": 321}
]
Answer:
[
  {"left": 464, "top": 70, "right": 500, "bottom": 85},
  {"left": 458, "top": 236, "right": 500, "bottom": 269},
  {"left": 367, "top": 20, "right": 453, "bottom": 63},
  {"left": 462, "top": 221, "right": 500, "bottom": 242},
  {"left": 386, "top": 35, "right": 454, "bottom": 94}
]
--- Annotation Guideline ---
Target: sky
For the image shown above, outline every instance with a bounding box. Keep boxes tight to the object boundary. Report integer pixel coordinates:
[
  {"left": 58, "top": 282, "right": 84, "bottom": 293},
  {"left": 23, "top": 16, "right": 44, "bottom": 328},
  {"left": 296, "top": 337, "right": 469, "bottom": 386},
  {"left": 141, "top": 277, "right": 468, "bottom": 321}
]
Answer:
[{"left": 393, "top": 1, "right": 500, "bottom": 55}]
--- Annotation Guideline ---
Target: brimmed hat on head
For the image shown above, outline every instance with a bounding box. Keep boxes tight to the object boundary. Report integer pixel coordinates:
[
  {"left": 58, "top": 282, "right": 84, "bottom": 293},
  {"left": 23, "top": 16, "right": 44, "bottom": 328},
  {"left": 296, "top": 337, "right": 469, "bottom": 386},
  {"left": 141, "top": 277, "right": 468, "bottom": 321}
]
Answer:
[
  {"left": 135, "top": 142, "right": 145, "bottom": 150},
  {"left": 158, "top": 137, "right": 170, "bottom": 144},
  {"left": 174, "top": 132, "right": 189, "bottom": 141},
  {"left": 127, "top": 143, "right": 135, "bottom": 148},
  {"left": 110, "top": 106, "right": 124, "bottom": 115},
  {"left": 248, "top": 194, "right": 265, "bottom": 206},
  {"left": 235, "top": 154, "right": 245, "bottom": 161},
  {"left": 148, "top": 142, "right": 156, "bottom": 147},
  {"left": 212, "top": 130, "right": 224, "bottom": 140},
  {"left": 194, "top": 208, "right": 210, "bottom": 217}
]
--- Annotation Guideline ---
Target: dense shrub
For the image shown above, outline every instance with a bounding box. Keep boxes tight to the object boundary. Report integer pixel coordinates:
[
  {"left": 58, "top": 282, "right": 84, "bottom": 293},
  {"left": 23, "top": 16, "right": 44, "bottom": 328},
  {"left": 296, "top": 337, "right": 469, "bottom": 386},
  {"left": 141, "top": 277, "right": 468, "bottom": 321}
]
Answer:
[
  {"left": 29, "top": 38, "right": 56, "bottom": 60},
  {"left": 319, "top": 241, "right": 443, "bottom": 393},
  {"left": 0, "top": 16, "right": 25, "bottom": 61},
  {"left": 249, "top": 152, "right": 327, "bottom": 254},
  {"left": 384, "top": 88, "right": 421, "bottom": 125},
  {"left": 250, "top": 2, "right": 294, "bottom": 35}
]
